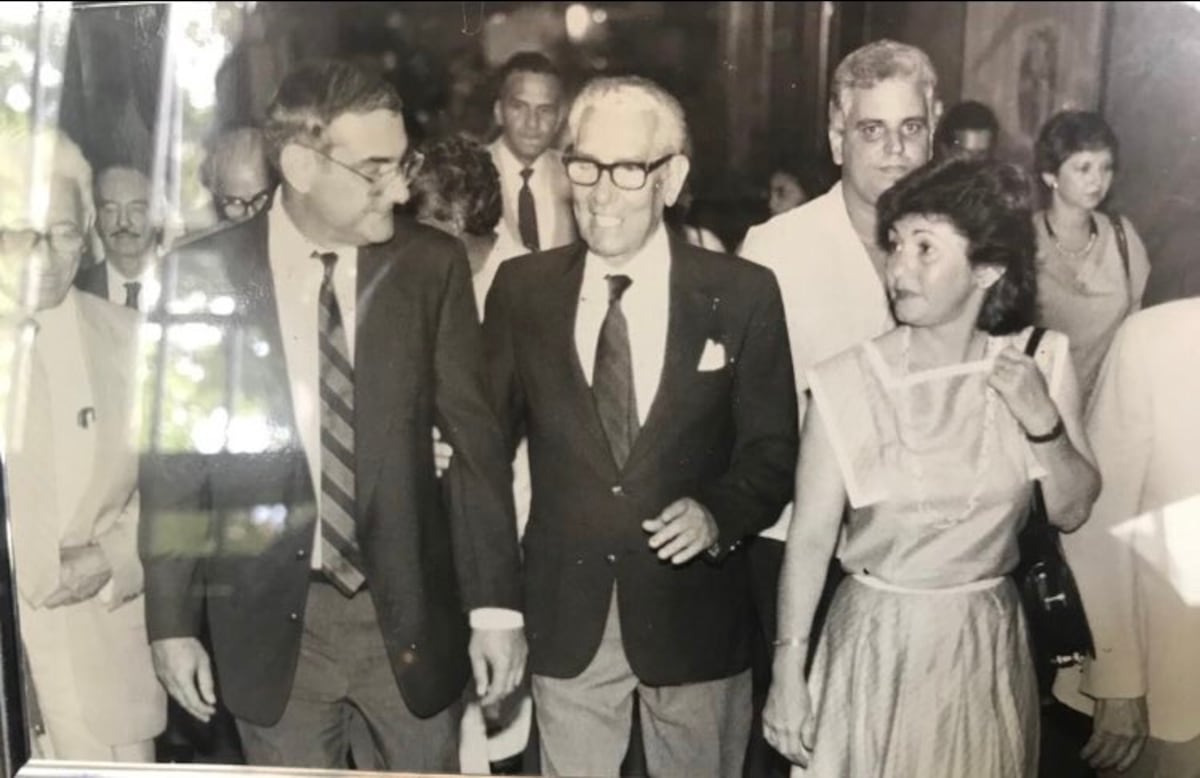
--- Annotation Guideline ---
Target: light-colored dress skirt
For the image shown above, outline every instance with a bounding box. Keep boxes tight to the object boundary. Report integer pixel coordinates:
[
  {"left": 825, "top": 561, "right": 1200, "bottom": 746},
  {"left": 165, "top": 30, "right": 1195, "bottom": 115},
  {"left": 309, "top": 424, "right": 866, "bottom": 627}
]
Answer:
[{"left": 795, "top": 574, "right": 1039, "bottom": 778}]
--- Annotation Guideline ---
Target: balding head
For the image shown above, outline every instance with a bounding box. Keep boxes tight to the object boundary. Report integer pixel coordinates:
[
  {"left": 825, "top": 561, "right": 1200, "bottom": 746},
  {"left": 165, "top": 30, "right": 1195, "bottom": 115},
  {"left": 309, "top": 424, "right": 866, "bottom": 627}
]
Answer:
[{"left": 201, "top": 127, "right": 275, "bottom": 223}]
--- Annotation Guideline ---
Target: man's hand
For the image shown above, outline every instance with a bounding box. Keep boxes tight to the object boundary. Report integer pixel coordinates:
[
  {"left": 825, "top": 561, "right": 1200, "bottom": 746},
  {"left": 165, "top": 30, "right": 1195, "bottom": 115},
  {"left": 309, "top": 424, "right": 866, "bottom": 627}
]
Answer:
[
  {"left": 468, "top": 627, "right": 527, "bottom": 707},
  {"left": 433, "top": 426, "right": 454, "bottom": 479},
  {"left": 152, "top": 637, "right": 217, "bottom": 722},
  {"left": 1082, "top": 696, "right": 1148, "bottom": 772},
  {"left": 45, "top": 544, "right": 112, "bottom": 607},
  {"left": 642, "top": 498, "right": 719, "bottom": 565}
]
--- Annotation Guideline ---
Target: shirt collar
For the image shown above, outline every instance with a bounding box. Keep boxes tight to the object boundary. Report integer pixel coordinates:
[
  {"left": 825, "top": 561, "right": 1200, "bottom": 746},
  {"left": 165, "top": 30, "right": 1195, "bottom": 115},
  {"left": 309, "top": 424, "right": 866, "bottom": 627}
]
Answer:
[{"left": 495, "top": 138, "right": 543, "bottom": 178}]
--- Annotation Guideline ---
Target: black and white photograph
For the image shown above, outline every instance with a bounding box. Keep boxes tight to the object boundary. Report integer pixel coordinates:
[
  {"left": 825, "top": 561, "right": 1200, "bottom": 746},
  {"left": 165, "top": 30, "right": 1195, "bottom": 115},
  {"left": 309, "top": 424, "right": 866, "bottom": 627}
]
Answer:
[{"left": 0, "top": 2, "right": 1198, "bottom": 777}]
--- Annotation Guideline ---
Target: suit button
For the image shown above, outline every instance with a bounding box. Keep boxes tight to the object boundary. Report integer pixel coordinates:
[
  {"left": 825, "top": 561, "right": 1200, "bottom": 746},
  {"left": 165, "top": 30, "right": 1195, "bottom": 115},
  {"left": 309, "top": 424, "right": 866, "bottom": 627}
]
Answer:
[
  {"left": 605, "top": 553, "right": 617, "bottom": 565},
  {"left": 611, "top": 485, "right": 624, "bottom": 496},
  {"left": 296, "top": 549, "right": 307, "bottom": 559},
  {"left": 288, "top": 612, "right": 300, "bottom": 622}
]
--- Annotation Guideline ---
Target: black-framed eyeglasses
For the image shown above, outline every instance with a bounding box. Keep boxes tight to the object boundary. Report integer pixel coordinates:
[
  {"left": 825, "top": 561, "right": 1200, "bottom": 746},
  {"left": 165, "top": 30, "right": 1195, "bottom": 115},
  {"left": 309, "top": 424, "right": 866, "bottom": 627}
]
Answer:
[
  {"left": 0, "top": 225, "right": 85, "bottom": 254},
  {"left": 297, "top": 143, "right": 424, "bottom": 192},
  {"left": 214, "top": 189, "right": 273, "bottom": 220},
  {"left": 562, "top": 153, "right": 675, "bottom": 191}
]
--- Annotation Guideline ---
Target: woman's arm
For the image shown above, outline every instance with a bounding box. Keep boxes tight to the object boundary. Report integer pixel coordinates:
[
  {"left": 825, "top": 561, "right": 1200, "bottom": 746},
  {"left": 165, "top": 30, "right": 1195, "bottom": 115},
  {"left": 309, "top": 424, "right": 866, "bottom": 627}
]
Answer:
[
  {"left": 989, "top": 336, "right": 1100, "bottom": 532},
  {"left": 763, "top": 399, "right": 847, "bottom": 765}
]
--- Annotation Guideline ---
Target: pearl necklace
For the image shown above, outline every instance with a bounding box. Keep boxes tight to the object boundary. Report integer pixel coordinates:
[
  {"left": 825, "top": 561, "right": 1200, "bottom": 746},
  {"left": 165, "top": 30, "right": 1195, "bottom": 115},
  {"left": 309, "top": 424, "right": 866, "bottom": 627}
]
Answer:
[
  {"left": 894, "top": 326, "right": 997, "bottom": 530},
  {"left": 1044, "top": 212, "right": 1098, "bottom": 258}
]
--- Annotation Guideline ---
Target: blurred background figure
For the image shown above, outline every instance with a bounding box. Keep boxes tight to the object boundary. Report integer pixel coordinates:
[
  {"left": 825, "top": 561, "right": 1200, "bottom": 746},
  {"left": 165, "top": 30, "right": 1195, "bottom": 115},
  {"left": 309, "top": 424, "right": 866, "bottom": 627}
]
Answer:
[
  {"left": 74, "top": 164, "right": 164, "bottom": 313},
  {"left": 409, "top": 133, "right": 533, "bottom": 776},
  {"left": 199, "top": 127, "right": 275, "bottom": 225},
  {"left": 667, "top": 184, "right": 727, "bottom": 252},
  {"left": 767, "top": 160, "right": 814, "bottom": 217},
  {"left": 934, "top": 99, "right": 1000, "bottom": 162},
  {"left": 1032, "top": 110, "right": 1150, "bottom": 402},
  {"left": 489, "top": 51, "right": 575, "bottom": 253}
]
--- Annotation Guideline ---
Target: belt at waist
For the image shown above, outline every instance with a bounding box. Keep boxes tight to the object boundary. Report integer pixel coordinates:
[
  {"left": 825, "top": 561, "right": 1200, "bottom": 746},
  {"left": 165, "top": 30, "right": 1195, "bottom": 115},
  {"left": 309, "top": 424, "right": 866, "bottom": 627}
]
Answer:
[{"left": 852, "top": 573, "right": 1005, "bottom": 595}]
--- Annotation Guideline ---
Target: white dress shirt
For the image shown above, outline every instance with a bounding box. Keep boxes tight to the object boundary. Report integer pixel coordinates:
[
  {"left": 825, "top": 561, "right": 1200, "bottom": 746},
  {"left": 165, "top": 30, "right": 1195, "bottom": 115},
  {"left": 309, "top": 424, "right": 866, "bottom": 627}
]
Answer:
[
  {"left": 267, "top": 199, "right": 518, "bottom": 629},
  {"left": 104, "top": 259, "right": 162, "bottom": 312},
  {"left": 574, "top": 224, "right": 672, "bottom": 424},
  {"left": 740, "top": 181, "right": 895, "bottom": 540},
  {"left": 493, "top": 140, "right": 566, "bottom": 252}
]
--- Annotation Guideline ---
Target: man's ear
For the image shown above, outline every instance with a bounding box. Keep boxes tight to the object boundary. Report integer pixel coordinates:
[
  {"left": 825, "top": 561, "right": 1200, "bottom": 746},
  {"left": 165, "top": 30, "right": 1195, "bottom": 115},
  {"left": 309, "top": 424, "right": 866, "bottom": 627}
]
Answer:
[
  {"left": 279, "top": 144, "right": 316, "bottom": 195},
  {"left": 493, "top": 99, "right": 504, "bottom": 129},
  {"left": 661, "top": 155, "right": 692, "bottom": 208},
  {"left": 828, "top": 109, "right": 846, "bottom": 168}
]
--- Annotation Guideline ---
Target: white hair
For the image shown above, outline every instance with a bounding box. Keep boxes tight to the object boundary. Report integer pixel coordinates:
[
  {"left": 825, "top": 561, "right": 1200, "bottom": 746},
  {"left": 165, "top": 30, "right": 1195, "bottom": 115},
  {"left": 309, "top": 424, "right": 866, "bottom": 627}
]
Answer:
[
  {"left": 829, "top": 39, "right": 939, "bottom": 124},
  {"left": 566, "top": 76, "right": 692, "bottom": 157},
  {"left": 0, "top": 125, "right": 94, "bottom": 228}
]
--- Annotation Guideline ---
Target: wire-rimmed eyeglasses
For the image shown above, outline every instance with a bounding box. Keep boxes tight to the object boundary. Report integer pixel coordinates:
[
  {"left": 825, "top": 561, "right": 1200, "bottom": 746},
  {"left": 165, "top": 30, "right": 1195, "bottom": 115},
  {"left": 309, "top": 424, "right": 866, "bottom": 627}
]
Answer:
[
  {"left": 562, "top": 153, "right": 675, "bottom": 191},
  {"left": 0, "top": 225, "right": 85, "bottom": 254},
  {"left": 297, "top": 143, "right": 425, "bottom": 193}
]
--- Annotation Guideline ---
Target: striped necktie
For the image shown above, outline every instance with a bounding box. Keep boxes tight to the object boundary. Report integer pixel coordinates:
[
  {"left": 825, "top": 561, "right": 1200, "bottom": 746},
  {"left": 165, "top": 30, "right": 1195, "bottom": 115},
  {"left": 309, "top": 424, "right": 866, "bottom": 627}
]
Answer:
[
  {"left": 314, "top": 250, "right": 365, "bottom": 596},
  {"left": 592, "top": 274, "right": 638, "bottom": 468}
]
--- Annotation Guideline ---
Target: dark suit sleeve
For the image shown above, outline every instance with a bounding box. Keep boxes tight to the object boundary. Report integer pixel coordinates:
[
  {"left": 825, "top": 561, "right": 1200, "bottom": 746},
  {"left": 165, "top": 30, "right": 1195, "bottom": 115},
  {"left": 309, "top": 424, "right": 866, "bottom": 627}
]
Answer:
[
  {"left": 433, "top": 243, "right": 523, "bottom": 613},
  {"left": 481, "top": 264, "right": 527, "bottom": 458},
  {"left": 139, "top": 450, "right": 212, "bottom": 640},
  {"left": 693, "top": 271, "right": 798, "bottom": 560}
]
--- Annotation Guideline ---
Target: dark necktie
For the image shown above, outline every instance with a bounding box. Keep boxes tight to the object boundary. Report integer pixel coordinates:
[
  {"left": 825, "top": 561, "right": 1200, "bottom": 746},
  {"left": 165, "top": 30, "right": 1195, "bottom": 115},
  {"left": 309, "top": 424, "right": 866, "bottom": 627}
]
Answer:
[
  {"left": 593, "top": 274, "right": 638, "bottom": 468},
  {"left": 123, "top": 281, "right": 141, "bottom": 310},
  {"left": 314, "top": 251, "right": 365, "bottom": 596},
  {"left": 518, "top": 167, "right": 540, "bottom": 252}
]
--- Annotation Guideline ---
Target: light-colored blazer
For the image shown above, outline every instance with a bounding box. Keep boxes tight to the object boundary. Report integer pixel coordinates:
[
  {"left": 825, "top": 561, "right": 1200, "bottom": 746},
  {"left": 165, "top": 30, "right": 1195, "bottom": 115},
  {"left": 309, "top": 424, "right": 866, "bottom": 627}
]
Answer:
[
  {"left": 16, "top": 290, "right": 165, "bottom": 746},
  {"left": 1054, "top": 297, "right": 1200, "bottom": 742},
  {"left": 489, "top": 139, "right": 577, "bottom": 251}
]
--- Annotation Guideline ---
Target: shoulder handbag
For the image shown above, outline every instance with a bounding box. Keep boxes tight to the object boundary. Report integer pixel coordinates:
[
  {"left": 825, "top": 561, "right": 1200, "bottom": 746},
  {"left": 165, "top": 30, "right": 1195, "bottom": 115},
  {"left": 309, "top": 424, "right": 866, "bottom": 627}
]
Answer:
[{"left": 1011, "top": 327, "right": 1096, "bottom": 694}]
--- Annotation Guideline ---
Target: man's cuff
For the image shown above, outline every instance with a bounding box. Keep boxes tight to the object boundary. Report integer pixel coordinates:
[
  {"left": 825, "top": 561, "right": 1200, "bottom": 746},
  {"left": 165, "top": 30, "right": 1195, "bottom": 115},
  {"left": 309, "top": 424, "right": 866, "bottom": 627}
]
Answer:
[{"left": 469, "top": 607, "right": 525, "bottom": 630}]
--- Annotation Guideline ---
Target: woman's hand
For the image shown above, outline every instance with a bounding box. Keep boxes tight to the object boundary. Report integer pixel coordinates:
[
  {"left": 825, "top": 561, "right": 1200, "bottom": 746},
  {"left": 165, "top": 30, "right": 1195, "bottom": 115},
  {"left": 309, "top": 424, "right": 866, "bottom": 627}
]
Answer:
[
  {"left": 763, "top": 649, "right": 816, "bottom": 767},
  {"left": 987, "top": 346, "right": 1060, "bottom": 436}
]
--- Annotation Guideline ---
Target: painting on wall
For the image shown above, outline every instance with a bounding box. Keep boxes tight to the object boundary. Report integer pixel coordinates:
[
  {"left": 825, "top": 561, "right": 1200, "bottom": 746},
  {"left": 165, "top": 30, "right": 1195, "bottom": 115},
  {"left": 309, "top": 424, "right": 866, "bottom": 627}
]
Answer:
[{"left": 962, "top": 1, "right": 1109, "bottom": 167}]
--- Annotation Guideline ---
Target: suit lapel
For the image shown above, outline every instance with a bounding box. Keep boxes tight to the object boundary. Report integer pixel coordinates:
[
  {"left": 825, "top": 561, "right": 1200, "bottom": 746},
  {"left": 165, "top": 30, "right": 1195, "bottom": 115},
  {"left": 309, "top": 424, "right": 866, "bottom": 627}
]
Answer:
[
  {"left": 624, "top": 239, "right": 716, "bottom": 473},
  {"left": 352, "top": 240, "right": 404, "bottom": 513}
]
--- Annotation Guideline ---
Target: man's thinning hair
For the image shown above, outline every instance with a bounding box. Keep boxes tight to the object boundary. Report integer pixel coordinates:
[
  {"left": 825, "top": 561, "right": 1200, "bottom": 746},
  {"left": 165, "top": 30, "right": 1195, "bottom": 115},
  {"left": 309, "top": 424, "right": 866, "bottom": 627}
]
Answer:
[
  {"left": 263, "top": 59, "right": 404, "bottom": 169},
  {"left": 200, "top": 126, "right": 273, "bottom": 191},
  {"left": 0, "top": 125, "right": 94, "bottom": 228},
  {"left": 829, "top": 39, "right": 938, "bottom": 122},
  {"left": 566, "top": 76, "right": 691, "bottom": 158}
]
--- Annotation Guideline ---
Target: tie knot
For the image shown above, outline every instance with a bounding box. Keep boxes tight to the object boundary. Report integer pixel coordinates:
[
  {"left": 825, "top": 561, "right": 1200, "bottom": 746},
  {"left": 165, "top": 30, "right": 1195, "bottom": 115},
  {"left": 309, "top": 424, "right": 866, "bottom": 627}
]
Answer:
[
  {"left": 313, "top": 250, "right": 339, "bottom": 279},
  {"left": 520, "top": 167, "right": 534, "bottom": 183},
  {"left": 605, "top": 274, "right": 633, "bottom": 303}
]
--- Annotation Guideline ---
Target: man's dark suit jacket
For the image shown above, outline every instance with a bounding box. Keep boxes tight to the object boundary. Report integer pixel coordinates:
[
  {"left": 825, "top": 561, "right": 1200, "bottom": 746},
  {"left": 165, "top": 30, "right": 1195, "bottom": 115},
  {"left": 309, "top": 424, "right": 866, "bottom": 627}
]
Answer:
[
  {"left": 73, "top": 260, "right": 108, "bottom": 300},
  {"left": 139, "top": 210, "right": 522, "bottom": 726},
  {"left": 483, "top": 235, "right": 798, "bottom": 685}
]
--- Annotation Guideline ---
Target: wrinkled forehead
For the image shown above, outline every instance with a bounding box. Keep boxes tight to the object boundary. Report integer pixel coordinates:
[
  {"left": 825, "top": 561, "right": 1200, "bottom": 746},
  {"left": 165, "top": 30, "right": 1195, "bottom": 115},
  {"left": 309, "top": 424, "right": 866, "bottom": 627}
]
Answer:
[
  {"left": 97, "top": 167, "right": 151, "bottom": 203},
  {"left": 574, "top": 103, "right": 663, "bottom": 158}
]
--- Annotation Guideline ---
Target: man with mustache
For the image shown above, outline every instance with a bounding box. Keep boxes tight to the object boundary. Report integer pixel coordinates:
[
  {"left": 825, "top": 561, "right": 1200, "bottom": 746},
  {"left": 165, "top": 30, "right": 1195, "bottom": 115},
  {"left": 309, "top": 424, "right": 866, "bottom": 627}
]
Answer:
[
  {"left": 738, "top": 39, "right": 942, "bottom": 776},
  {"left": 75, "top": 164, "right": 162, "bottom": 313}
]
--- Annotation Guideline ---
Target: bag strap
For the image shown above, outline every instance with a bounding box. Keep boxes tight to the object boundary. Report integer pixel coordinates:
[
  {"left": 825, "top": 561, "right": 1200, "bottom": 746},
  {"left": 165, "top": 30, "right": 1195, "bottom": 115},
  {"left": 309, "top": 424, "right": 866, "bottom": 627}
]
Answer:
[
  {"left": 1024, "top": 326, "right": 1046, "bottom": 358},
  {"left": 1106, "top": 211, "right": 1131, "bottom": 281}
]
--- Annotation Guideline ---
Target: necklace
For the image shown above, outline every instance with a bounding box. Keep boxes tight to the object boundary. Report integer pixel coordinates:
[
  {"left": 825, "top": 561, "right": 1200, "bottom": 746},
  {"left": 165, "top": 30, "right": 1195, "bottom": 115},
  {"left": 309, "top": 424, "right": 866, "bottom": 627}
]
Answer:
[
  {"left": 894, "top": 326, "right": 996, "bottom": 529},
  {"left": 1044, "top": 212, "right": 1098, "bottom": 258}
]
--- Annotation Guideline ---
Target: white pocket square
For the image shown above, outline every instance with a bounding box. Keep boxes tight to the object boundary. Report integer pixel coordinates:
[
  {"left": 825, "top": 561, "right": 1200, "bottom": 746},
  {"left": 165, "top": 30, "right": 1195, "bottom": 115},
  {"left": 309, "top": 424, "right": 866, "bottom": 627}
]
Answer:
[{"left": 697, "top": 339, "right": 727, "bottom": 372}]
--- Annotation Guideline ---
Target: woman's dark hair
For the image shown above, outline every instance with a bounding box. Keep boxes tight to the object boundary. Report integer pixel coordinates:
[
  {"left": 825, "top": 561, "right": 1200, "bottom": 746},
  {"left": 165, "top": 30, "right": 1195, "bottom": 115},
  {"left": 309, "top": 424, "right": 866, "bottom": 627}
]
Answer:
[
  {"left": 877, "top": 158, "right": 1038, "bottom": 335},
  {"left": 1034, "top": 110, "right": 1119, "bottom": 184},
  {"left": 410, "top": 134, "right": 502, "bottom": 237}
]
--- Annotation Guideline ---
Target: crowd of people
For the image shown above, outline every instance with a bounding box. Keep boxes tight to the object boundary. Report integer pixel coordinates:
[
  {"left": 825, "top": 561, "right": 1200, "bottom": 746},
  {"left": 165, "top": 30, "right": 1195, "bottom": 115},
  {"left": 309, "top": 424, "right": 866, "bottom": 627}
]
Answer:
[{"left": 0, "top": 32, "right": 1196, "bottom": 778}]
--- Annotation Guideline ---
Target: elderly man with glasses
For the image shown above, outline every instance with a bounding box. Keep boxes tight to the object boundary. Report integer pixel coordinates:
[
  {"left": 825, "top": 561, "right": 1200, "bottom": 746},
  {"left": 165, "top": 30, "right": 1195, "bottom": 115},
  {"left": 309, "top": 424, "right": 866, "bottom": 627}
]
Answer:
[
  {"left": 139, "top": 59, "right": 524, "bottom": 772},
  {"left": 482, "top": 75, "right": 798, "bottom": 777},
  {"left": 0, "top": 126, "right": 165, "bottom": 761}
]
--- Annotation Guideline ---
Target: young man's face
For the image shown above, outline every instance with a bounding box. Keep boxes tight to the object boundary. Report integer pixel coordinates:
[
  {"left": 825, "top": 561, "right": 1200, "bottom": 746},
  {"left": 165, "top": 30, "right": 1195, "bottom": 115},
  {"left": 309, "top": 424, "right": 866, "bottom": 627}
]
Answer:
[{"left": 495, "top": 71, "right": 564, "bottom": 166}]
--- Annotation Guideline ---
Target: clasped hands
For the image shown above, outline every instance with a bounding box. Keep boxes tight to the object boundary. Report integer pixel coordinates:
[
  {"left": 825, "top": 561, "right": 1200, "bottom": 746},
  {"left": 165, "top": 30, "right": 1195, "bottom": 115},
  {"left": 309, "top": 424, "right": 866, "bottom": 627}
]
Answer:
[{"left": 44, "top": 543, "right": 112, "bottom": 608}]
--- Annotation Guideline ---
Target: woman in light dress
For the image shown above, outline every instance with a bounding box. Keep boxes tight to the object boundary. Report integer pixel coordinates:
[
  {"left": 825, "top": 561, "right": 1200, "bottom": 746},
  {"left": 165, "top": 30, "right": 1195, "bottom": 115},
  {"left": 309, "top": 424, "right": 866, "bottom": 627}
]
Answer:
[
  {"left": 764, "top": 159, "right": 1100, "bottom": 777},
  {"left": 1033, "top": 110, "right": 1150, "bottom": 402}
]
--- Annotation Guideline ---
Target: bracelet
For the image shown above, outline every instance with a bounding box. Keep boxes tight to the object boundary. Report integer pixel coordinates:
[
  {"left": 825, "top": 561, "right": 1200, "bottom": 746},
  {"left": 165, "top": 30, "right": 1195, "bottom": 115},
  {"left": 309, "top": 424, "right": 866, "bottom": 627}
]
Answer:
[
  {"left": 1025, "top": 417, "right": 1065, "bottom": 444},
  {"left": 772, "top": 637, "right": 805, "bottom": 649}
]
